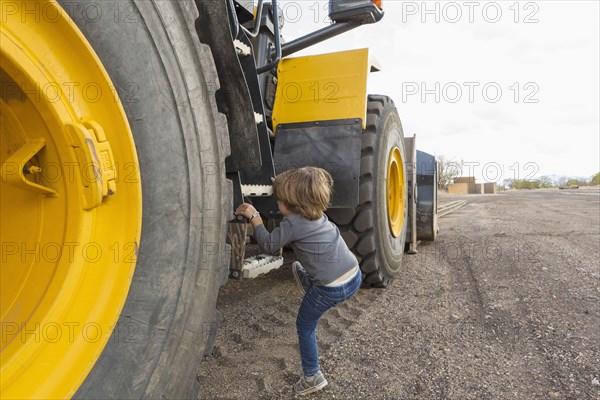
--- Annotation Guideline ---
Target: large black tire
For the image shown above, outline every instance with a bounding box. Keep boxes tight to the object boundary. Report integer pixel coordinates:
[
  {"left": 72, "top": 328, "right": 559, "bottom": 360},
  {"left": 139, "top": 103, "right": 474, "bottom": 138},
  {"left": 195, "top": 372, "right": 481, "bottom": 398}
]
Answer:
[
  {"left": 416, "top": 151, "right": 439, "bottom": 242},
  {"left": 327, "top": 95, "right": 408, "bottom": 288},
  {"left": 61, "top": 1, "right": 231, "bottom": 398}
]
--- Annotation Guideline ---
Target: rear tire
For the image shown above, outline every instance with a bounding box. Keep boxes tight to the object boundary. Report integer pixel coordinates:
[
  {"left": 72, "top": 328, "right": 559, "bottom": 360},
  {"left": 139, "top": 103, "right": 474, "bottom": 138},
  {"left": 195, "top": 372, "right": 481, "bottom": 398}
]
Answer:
[
  {"left": 416, "top": 163, "right": 439, "bottom": 241},
  {"left": 327, "top": 95, "right": 408, "bottom": 288},
  {"left": 61, "top": 1, "right": 231, "bottom": 398}
]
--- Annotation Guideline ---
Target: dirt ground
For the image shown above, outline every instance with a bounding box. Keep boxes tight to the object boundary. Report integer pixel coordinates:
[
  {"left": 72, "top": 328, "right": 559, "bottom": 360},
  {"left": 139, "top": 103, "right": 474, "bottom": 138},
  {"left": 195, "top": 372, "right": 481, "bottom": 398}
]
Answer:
[{"left": 197, "top": 189, "right": 600, "bottom": 399}]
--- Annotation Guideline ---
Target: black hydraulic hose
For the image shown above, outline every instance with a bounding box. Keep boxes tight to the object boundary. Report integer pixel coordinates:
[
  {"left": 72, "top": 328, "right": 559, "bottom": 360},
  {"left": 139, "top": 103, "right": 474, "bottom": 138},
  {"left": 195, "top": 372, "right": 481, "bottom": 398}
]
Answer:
[
  {"left": 256, "top": 0, "right": 281, "bottom": 74},
  {"left": 240, "top": 0, "right": 265, "bottom": 38},
  {"left": 227, "top": 0, "right": 240, "bottom": 39},
  {"left": 280, "top": 21, "right": 360, "bottom": 58}
]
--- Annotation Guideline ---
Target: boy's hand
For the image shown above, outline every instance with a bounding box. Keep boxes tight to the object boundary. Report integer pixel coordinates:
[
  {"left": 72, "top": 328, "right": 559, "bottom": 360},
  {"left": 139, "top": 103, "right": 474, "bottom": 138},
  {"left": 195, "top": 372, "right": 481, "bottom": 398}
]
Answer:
[{"left": 235, "top": 203, "right": 257, "bottom": 219}]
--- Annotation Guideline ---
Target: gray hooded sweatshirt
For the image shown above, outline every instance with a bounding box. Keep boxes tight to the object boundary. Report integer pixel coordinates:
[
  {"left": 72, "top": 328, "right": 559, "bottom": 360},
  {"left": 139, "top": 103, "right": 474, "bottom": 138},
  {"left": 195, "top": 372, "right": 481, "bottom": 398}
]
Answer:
[{"left": 254, "top": 213, "right": 358, "bottom": 285}]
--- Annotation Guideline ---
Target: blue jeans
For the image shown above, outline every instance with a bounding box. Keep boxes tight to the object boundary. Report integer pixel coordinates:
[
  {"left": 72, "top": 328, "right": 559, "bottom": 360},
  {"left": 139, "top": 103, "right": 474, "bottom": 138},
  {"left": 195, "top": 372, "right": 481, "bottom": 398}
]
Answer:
[{"left": 296, "top": 268, "right": 362, "bottom": 376}]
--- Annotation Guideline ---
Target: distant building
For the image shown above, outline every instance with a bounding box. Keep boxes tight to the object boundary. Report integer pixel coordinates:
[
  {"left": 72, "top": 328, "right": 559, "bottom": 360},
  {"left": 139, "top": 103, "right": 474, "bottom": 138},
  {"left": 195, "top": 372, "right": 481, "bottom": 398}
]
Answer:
[
  {"left": 484, "top": 183, "right": 497, "bottom": 194},
  {"left": 447, "top": 177, "right": 496, "bottom": 195},
  {"left": 453, "top": 176, "right": 475, "bottom": 184},
  {"left": 448, "top": 183, "right": 469, "bottom": 194}
]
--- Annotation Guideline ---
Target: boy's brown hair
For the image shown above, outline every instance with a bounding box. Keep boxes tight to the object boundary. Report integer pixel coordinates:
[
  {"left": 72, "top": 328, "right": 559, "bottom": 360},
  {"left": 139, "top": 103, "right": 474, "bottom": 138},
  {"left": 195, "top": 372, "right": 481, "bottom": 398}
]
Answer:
[{"left": 272, "top": 167, "right": 333, "bottom": 220}]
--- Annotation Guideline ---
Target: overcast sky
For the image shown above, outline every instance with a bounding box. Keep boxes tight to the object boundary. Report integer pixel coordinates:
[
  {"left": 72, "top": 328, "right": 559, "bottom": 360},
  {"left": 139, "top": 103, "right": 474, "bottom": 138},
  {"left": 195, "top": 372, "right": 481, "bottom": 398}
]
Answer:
[{"left": 276, "top": 0, "right": 599, "bottom": 182}]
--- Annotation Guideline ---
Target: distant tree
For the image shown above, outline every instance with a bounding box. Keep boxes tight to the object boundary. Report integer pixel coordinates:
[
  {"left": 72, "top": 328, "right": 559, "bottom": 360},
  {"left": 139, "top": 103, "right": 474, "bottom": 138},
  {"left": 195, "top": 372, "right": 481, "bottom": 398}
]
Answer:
[
  {"left": 566, "top": 178, "right": 580, "bottom": 186},
  {"left": 539, "top": 176, "right": 554, "bottom": 188},
  {"left": 502, "top": 179, "right": 513, "bottom": 189},
  {"left": 591, "top": 172, "right": 600, "bottom": 186},
  {"left": 436, "top": 156, "right": 463, "bottom": 190},
  {"left": 512, "top": 180, "right": 542, "bottom": 190}
]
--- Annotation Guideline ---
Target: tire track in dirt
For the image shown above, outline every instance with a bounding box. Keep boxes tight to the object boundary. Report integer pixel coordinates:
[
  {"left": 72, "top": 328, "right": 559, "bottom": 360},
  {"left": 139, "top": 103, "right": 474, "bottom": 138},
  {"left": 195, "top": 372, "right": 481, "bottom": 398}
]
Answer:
[
  {"left": 421, "top": 200, "right": 555, "bottom": 398},
  {"left": 503, "top": 232, "right": 600, "bottom": 398},
  {"left": 440, "top": 192, "right": 599, "bottom": 399}
]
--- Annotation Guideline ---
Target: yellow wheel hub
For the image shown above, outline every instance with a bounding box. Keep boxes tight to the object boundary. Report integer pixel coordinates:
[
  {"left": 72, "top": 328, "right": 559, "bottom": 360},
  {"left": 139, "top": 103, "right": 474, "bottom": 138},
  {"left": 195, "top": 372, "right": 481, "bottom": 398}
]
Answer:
[
  {"left": 0, "top": 1, "right": 142, "bottom": 398},
  {"left": 386, "top": 146, "right": 404, "bottom": 237}
]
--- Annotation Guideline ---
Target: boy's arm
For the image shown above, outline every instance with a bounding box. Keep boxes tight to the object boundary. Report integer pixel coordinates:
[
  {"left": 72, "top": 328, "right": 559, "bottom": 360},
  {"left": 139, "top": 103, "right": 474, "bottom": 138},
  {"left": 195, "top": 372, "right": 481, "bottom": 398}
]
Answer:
[
  {"left": 235, "top": 202, "right": 294, "bottom": 254},
  {"left": 253, "top": 218, "right": 294, "bottom": 255}
]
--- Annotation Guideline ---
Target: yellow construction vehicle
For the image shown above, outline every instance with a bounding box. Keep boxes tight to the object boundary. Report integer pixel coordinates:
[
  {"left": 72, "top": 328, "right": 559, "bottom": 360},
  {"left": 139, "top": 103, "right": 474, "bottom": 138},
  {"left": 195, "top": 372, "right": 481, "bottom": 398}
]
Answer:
[{"left": 0, "top": 0, "right": 438, "bottom": 397}]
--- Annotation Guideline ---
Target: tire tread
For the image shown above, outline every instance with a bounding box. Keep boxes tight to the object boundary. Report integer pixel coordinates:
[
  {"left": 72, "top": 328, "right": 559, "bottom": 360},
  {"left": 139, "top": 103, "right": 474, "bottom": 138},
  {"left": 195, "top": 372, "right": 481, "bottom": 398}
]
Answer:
[{"left": 327, "top": 95, "right": 405, "bottom": 288}]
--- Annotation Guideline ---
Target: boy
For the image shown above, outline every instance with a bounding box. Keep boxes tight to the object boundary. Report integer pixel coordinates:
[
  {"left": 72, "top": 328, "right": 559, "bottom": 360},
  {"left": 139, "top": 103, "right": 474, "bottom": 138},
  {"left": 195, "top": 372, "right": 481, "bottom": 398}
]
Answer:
[{"left": 235, "top": 167, "right": 362, "bottom": 396}]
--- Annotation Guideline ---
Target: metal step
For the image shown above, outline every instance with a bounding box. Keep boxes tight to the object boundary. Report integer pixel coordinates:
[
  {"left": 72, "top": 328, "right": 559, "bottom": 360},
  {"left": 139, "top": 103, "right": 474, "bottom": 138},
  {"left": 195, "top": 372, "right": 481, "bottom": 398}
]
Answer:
[
  {"left": 241, "top": 184, "right": 273, "bottom": 197},
  {"left": 236, "top": 254, "right": 284, "bottom": 279},
  {"left": 233, "top": 39, "right": 251, "bottom": 56}
]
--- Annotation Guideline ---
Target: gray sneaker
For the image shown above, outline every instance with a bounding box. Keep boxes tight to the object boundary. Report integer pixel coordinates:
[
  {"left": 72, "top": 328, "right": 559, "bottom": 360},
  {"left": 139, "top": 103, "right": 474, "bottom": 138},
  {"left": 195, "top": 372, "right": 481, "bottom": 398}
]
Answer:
[
  {"left": 292, "top": 261, "right": 310, "bottom": 295},
  {"left": 293, "top": 370, "right": 328, "bottom": 396}
]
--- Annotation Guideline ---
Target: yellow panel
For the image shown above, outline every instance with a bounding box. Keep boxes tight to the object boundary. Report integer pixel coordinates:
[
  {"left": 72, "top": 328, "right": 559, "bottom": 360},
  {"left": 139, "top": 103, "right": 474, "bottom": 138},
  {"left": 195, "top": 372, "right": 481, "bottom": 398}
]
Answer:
[{"left": 272, "top": 48, "right": 370, "bottom": 132}]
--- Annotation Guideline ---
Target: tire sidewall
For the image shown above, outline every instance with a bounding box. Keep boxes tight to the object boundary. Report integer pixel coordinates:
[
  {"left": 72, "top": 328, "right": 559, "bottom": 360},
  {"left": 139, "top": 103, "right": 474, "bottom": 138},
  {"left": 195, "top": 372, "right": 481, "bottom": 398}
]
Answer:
[
  {"left": 63, "top": 1, "right": 229, "bottom": 398},
  {"left": 373, "top": 106, "right": 408, "bottom": 276}
]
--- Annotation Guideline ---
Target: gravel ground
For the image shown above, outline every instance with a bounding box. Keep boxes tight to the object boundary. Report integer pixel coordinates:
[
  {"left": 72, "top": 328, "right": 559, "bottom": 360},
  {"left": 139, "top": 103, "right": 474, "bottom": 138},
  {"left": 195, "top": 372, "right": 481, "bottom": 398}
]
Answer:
[{"left": 197, "top": 189, "right": 600, "bottom": 399}]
